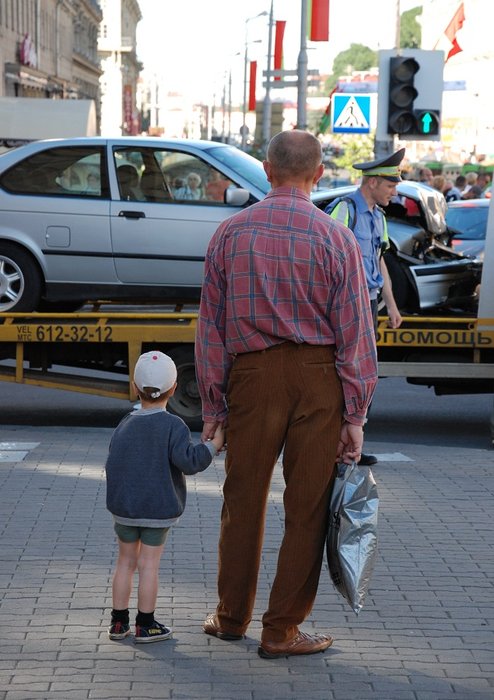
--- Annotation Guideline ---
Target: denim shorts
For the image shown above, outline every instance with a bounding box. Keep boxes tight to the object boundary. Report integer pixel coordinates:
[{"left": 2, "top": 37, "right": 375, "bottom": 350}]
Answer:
[{"left": 114, "top": 522, "right": 170, "bottom": 546}]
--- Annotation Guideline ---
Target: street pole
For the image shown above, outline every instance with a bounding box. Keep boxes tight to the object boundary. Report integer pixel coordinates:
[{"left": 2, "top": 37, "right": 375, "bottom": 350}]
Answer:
[
  {"left": 227, "top": 68, "right": 232, "bottom": 143},
  {"left": 241, "top": 34, "right": 249, "bottom": 150},
  {"left": 241, "top": 11, "right": 268, "bottom": 151},
  {"left": 394, "top": 0, "right": 401, "bottom": 50},
  {"left": 297, "top": 0, "right": 308, "bottom": 130},
  {"left": 221, "top": 75, "right": 226, "bottom": 142},
  {"left": 261, "top": 0, "right": 274, "bottom": 154},
  {"left": 227, "top": 51, "right": 240, "bottom": 145}
]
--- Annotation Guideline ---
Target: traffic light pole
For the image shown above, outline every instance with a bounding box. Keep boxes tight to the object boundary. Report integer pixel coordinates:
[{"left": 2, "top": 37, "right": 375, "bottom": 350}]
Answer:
[
  {"left": 373, "top": 0, "right": 401, "bottom": 159},
  {"left": 296, "top": 0, "right": 308, "bottom": 130},
  {"left": 374, "top": 137, "right": 394, "bottom": 161}
]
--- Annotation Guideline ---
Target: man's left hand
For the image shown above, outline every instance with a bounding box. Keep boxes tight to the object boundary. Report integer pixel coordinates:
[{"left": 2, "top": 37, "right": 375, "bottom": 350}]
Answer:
[{"left": 386, "top": 307, "right": 402, "bottom": 328}]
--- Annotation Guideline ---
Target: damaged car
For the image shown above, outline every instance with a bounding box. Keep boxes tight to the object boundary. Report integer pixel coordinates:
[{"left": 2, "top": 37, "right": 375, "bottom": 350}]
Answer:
[{"left": 311, "top": 180, "right": 482, "bottom": 314}]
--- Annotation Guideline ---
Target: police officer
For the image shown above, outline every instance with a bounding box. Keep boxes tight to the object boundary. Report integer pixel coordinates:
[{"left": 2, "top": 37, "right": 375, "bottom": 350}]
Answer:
[{"left": 326, "top": 148, "right": 404, "bottom": 466}]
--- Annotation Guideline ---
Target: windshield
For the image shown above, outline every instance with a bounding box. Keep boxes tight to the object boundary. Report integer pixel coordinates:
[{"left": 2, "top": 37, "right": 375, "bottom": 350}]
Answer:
[
  {"left": 205, "top": 145, "right": 269, "bottom": 194},
  {"left": 446, "top": 205, "right": 488, "bottom": 240}
]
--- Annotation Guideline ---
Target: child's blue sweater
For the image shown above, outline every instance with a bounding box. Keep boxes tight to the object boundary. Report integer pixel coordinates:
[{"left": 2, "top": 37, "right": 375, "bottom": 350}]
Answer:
[{"left": 105, "top": 408, "right": 215, "bottom": 527}]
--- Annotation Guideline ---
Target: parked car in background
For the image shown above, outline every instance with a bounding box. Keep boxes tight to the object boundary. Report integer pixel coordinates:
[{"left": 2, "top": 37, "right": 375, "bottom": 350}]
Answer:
[
  {"left": 0, "top": 137, "right": 482, "bottom": 315},
  {"left": 446, "top": 198, "right": 489, "bottom": 261}
]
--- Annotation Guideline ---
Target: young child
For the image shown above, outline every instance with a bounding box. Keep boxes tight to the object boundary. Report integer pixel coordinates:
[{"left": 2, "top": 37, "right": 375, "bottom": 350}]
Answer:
[{"left": 105, "top": 350, "right": 224, "bottom": 643}]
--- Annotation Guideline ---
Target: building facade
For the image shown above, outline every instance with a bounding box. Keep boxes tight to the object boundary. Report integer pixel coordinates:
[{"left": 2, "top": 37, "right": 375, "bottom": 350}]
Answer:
[
  {"left": 0, "top": 0, "right": 102, "bottom": 105},
  {"left": 98, "top": 0, "right": 142, "bottom": 136}
]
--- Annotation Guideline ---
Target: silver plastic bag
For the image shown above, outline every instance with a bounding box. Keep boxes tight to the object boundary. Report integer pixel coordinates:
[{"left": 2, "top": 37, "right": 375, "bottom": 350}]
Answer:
[{"left": 326, "top": 461, "right": 379, "bottom": 614}]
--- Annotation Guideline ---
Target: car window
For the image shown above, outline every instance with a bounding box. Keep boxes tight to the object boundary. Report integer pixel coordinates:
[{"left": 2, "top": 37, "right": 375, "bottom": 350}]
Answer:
[
  {"left": 206, "top": 145, "right": 269, "bottom": 195},
  {"left": 113, "top": 146, "right": 234, "bottom": 204},
  {"left": 0, "top": 146, "right": 109, "bottom": 198},
  {"left": 446, "top": 206, "right": 488, "bottom": 240}
]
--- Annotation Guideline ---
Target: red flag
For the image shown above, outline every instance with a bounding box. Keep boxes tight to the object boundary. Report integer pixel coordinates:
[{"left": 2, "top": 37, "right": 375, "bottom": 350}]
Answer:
[
  {"left": 308, "top": 0, "right": 329, "bottom": 42},
  {"left": 445, "top": 2, "right": 465, "bottom": 61},
  {"left": 274, "top": 20, "right": 286, "bottom": 81},
  {"left": 434, "top": 2, "right": 465, "bottom": 62},
  {"left": 248, "top": 61, "right": 257, "bottom": 111},
  {"left": 318, "top": 83, "right": 339, "bottom": 134}
]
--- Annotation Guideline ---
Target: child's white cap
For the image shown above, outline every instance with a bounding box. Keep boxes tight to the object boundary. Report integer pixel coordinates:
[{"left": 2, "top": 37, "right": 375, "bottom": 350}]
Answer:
[{"left": 133, "top": 351, "right": 177, "bottom": 398}]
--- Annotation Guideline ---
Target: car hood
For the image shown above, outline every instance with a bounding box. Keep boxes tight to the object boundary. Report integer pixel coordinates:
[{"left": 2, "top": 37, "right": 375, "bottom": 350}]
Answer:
[{"left": 397, "top": 181, "right": 447, "bottom": 236}]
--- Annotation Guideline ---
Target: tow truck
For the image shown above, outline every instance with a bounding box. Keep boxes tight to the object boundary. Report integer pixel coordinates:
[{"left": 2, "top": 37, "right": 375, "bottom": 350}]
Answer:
[{"left": 0, "top": 201, "right": 493, "bottom": 440}]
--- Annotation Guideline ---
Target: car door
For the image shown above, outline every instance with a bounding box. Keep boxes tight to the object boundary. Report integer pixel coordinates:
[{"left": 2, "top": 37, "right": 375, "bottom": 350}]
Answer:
[
  {"left": 109, "top": 145, "right": 244, "bottom": 288},
  {"left": 0, "top": 144, "right": 113, "bottom": 284}
]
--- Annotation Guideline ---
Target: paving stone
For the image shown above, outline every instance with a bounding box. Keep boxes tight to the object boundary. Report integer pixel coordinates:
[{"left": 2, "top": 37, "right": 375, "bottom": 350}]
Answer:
[{"left": 0, "top": 426, "right": 493, "bottom": 699}]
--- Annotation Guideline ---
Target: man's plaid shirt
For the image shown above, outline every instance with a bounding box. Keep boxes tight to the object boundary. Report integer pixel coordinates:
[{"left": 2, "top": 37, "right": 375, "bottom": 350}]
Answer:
[{"left": 195, "top": 186, "right": 378, "bottom": 426}]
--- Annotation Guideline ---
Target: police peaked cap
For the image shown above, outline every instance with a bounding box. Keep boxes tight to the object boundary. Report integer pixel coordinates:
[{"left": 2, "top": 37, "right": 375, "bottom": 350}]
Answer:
[{"left": 353, "top": 147, "right": 406, "bottom": 182}]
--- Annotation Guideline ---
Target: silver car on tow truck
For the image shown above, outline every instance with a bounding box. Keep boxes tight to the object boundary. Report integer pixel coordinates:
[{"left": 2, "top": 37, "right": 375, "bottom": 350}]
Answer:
[{"left": 0, "top": 137, "right": 481, "bottom": 315}]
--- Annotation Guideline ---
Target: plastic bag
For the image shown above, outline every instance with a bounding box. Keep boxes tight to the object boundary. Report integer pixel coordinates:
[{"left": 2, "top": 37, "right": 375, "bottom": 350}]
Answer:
[{"left": 326, "top": 461, "right": 379, "bottom": 614}]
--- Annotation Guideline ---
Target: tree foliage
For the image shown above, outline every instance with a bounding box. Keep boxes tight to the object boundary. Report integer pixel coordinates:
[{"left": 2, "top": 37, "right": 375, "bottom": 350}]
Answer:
[
  {"left": 322, "top": 7, "right": 422, "bottom": 94},
  {"left": 333, "top": 135, "right": 375, "bottom": 183},
  {"left": 324, "top": 44, "right": 377, "bottom": 93},
  {"left": 400, "top": 6, "right": 422, "bottom": 48}
]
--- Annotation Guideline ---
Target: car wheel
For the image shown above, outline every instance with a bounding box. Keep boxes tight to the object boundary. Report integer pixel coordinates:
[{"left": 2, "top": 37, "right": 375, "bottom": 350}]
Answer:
[
  {"left": 0, "top": 243, "right": 43, "bottom": 312},
  {"left": 166, "top": 345, "right": 202, "bottom": 431},
  {"left": 382, "top": 250, "right": 415, "bottom": 312}
]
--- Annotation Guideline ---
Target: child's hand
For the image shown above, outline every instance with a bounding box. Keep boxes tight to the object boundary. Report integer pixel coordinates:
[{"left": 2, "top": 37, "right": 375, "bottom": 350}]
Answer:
[{"left": 211, "top": 423, "right": 225, "bottom": 452}]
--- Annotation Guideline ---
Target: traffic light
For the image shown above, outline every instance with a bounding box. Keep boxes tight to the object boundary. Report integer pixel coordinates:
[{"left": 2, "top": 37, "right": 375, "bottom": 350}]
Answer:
[
  {"left": 377, "top": 49, "right": 444, "bottom": 141},
  {"left": 387, "top": 56, "right": 419, "bottom": 135}
]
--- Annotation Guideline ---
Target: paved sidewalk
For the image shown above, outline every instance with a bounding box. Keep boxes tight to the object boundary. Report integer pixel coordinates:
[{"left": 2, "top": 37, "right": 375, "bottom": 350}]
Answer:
[{"left": 0, "top": 425, "right": 493, "bottom": 700}]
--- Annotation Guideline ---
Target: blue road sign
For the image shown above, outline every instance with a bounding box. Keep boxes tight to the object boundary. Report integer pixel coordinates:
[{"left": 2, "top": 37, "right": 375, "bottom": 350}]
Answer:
[{"left": 332, "top": 94, "right": 371, "bottom": 134}]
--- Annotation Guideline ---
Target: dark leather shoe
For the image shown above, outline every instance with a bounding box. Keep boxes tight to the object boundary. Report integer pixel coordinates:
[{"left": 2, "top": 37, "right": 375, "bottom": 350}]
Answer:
[
  {"left": 359, "top": 453, "right": 378, "bottom": 466},
  {"left": 203, "top": 613, "right": 244, "bottom": 641},
  {"left": 258, "top": 631, "right": 333, "bottom": 659}
]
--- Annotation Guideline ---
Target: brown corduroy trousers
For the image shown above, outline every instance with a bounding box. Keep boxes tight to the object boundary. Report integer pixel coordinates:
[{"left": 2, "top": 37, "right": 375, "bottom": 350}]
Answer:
[{"left": 215, "top": 342, "right": 343, "bottom": 643}]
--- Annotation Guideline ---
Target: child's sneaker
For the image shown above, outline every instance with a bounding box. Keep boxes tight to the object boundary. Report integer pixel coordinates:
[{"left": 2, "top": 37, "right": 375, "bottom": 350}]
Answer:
[
  {"left": 134, "top": 620, "right": 172, "bottom": 644},
  {"left": 108, "top": 621, "right": 131, "bottom": 640}
]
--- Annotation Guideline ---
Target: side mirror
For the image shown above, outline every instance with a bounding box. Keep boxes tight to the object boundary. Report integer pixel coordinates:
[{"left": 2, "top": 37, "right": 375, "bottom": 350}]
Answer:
[{"left": 225, "top": 187, "right": 250, "bottom": 207}]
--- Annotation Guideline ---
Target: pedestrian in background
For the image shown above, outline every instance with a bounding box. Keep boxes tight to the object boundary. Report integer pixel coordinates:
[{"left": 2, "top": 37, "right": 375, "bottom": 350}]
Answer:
[
  {"left": 418, "top": 166, "right": 433, "bottom": 185},
  {"left": 461, "top": 171, "right": 478, "bottom": 197},
  {"left": 444, "top": 178, "right": 462, "bottom": 202},
  {"left": 195, "top": 129, "right": 377, "bottom": 659},
  {"left": 325, "top": 149, "right": 404, "bottom": 466},
  {"left": 478, "top": 172, "right": 491, "bottom": 195},
  {"left": 462, "top": 184, "right": 484, "bottom": 199},
  {"left": 431, "top": 174, "right": 447, "bottom": 197},
  {"left": 454, "top": 174, "right": 466, "bottom": 193},
  {"left": 105, "top": 351, "right": 224, "bottom": 643}
]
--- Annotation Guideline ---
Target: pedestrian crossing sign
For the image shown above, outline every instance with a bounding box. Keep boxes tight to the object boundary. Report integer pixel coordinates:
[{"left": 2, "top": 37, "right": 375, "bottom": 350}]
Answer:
[{"left": 332, "top": 94, "right": 371, "bottom": 134}]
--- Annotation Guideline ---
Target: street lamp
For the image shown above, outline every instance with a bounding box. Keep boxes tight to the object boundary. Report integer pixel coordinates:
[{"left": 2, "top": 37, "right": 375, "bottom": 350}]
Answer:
[
  {"left": 241, "top": 10, "right": 268, "bottom": 151},
  {"left": 220, "top": 51, "right": 242, "bottom": 144},
  {"left": 227, "top": 52, "right": 241, "bottom": 143}
]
